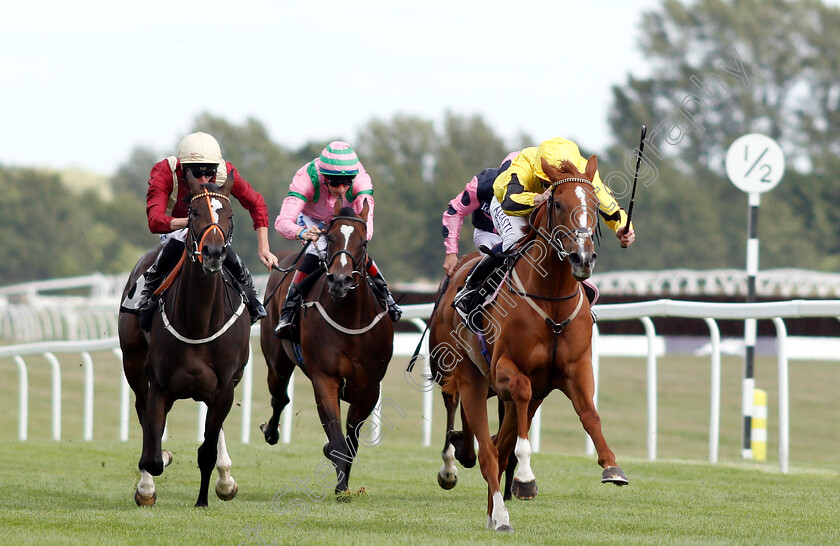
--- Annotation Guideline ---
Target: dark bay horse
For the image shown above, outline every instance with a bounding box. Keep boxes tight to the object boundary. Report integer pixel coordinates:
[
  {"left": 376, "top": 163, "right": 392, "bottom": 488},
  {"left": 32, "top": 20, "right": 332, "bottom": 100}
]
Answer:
[
  {"left": 260, "top": 201, "right": 394, "bottom": 496},
  {"left": 430, "top": 156, "right": 628, "bottom": 531},
  {"left": 118, "top": 172, "right": 251, "bottom": 507}
]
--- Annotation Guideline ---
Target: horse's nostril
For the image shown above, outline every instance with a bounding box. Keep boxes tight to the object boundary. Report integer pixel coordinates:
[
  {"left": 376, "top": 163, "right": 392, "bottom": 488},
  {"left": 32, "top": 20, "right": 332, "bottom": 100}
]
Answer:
[
  {"left": 569, "top": 253, "right": 582, "bottom": 266},
  {"left": 326, "top": 274, "right": 335, "bottom": 284},
  {"left": 591, "top": 253, "right": 598, "bottom": 266},
  {"left": 343, "top": 276, "right": 355, "bottom": 289}
]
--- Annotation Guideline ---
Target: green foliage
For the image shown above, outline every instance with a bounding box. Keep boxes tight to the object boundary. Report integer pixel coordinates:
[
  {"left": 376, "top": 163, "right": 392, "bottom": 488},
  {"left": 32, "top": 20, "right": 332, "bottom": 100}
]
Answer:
[
  {"left": 6, "top": 0, "right": 840, "bottom": 284},
  {"left": 605, "top": 0, "right": 840, "bottom": 272}
]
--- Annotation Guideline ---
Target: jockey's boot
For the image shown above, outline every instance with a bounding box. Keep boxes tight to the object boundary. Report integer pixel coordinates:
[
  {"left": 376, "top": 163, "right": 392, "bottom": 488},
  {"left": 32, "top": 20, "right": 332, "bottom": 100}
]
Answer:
[
  {"left": 138, "top": 239, "right": 184, "bottom": 332},
  {"left": 274, "top": 283, "right": 303, "bottom": 337},
  {"left": 225, "top": 250, "right": 267, "bottom": 324},
  {"left": 452, "top": 253, "right": 501, "bottom": 321},
  {"left": 370, "top": 271, "right": 402, "bottom": 322}
]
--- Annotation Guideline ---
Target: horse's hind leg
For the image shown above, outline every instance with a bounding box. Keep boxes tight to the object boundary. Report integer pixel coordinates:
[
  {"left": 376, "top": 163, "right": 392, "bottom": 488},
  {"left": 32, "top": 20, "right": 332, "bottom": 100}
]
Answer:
[
  {"left": 196, "top": 385, "right": 235, "bottom": 507},
  {"left": 260, "top": 349, "right": 295, "bottom": 445},
  {"left": 437, "top": 391, "right": 459, "bottom": 490},
  {"left": 214, "top": 428, "right": 238, "bottom": 501},
  {"left": 458, "top": 374, "right": 511, "bottom": 532},
  {"left": 311, "top": 376, "right": 350, "bottom": 496},
  {"left": 563, "top": 362, "right": 629, "bottom": 486}
]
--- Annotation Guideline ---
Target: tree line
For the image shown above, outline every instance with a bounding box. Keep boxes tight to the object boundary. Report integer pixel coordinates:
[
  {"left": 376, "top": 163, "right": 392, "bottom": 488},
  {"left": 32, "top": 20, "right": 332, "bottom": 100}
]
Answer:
[{"left": 2, "top": 0, "right": 838, "bottom": 287}]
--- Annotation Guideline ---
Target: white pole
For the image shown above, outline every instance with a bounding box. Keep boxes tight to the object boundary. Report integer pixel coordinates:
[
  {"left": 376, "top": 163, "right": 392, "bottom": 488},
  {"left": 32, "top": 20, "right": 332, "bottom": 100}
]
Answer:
[
  {"left": 772, "top": 317, "right": 789, "bottom": 474},
  {"left": 14, "top": 356, "right": 28, "bottom": 441},
  {"left": 586, "top": 324, "right": 600, "bottom": 456},
  {"left": 197, "top": 403, "right": 208, "bottom": 441},
  {"left": 240, "top": 344, "right": 253, "bottom": 444},
  {"left": 114, "top": 348, "right": 129, "bottom": 442},
  {"left": 44, "top": 352, "right": 62, "bottom": 441},
  {"left": 82, "top": 352, "right": 94, "bottom": 441},
  {"left": 704, "top": 318, "right": 721, "bottom": 464},
  {"left": 409, "top": 318, "right": 433, "bottom": 447},
  {"left": 641, "top": 317, "right": 657, "bottom": 461},
  {"left": 281, "top": 370, "right": 294, "bottom": 444},
  {"left": 530, "top": 406, "right": 542, "bottom": 453}
]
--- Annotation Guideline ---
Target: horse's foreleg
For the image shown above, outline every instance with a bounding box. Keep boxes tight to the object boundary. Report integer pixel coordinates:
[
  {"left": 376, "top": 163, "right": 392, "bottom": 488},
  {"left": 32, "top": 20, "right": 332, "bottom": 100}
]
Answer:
[
  {"left": 343, "top": 390, "right": 380, "bottom": 494},
  {"left": 214, "top": 428, "right": 238, "bottom": 501},
  {"left": 494, "top": 356, "right": 538, "bottom": 500},
  {"left": 311, "top": 377, "right": 349, "bottom": 496},
  {"left": 458, "top": 377, "right": 511, "bottom": 532},
  {"left": 196, "top": 386, "right": 235, "bottom": 507},
  {"left": 135, "top": 382, "right": 170, "bottom": 506},
  {"left": 563, "top": 363, "right": 629, "bottom": 486}
]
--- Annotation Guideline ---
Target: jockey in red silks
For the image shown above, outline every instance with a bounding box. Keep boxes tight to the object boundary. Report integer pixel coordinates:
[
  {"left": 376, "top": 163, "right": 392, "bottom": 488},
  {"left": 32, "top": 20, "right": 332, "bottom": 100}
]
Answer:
[
  {"left": 138, "top": 132, "right": 278, "bottom": 331},
  {"left": 273, "top": 141, "right": 401, "bottom": 337},
  {"left": 441, "top": 151, "right": 520, "bottom": 276},
  {"left": 453, "top": 137, "right": 636, "bottom": 319}
]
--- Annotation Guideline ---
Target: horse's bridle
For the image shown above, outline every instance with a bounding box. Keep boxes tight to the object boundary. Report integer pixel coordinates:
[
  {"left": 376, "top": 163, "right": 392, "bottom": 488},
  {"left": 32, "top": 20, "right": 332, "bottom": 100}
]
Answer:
[
  {"left": 529, "top": 177, "right": 599, "bottom": 261},
  {"left": 320, "top": 215, "right": 368, "bottom": 288},
  {"left": 186, "top": 190, "right": 233, "bottom": 263}
]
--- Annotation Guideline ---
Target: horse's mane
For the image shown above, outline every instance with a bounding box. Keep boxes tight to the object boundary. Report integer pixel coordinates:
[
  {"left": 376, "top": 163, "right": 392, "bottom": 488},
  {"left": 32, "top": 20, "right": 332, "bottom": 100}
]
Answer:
[{"left": 558, "top": 159, "right": 583, "bottom": 176}]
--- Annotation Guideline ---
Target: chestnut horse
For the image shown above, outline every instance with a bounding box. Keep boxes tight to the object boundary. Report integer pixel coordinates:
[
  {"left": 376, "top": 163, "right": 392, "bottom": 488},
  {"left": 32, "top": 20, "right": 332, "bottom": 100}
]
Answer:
[
  {"left": 260, "top": 202, "right": 394, "bottom": 496},
  {"left": 118, "top": 172, "right": 251, "bottom": 507},
  {"left": 430, "top": 156, "right": 628, "bottom": 531}
]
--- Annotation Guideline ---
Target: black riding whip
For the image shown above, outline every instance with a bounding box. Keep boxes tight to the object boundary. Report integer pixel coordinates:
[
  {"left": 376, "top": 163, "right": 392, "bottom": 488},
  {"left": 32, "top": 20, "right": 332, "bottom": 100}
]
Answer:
[{"left": 622, "top": 124, "right": 646, "bottom": 246}]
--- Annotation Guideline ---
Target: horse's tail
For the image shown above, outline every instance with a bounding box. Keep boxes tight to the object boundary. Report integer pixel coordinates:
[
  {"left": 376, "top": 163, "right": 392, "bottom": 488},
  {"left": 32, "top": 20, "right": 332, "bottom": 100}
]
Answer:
[
  {"left": 405, "top": 275, "right": 450, "bottom": 373},
  {"left": 441, "top": 372, "right": 459, "bottom": 396}
]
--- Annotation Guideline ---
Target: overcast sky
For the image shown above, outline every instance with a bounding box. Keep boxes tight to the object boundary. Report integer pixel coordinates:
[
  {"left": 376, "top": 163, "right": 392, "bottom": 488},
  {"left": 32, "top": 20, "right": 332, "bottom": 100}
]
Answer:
[{"left": 1, "top": 0, "right": 661, "bottom": 175}]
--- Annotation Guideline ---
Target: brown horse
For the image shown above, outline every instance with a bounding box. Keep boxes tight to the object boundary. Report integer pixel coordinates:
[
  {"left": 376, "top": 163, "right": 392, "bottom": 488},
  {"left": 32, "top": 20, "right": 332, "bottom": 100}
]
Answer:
[
  {"left": 430, "top": 156, "right": 628, "bottom": 531},
  {"left": 118, "top": 172, "right": 251, "bottom": 507},
  {"left": 260, "top": 201, "right": 394, "bottom": 496}
]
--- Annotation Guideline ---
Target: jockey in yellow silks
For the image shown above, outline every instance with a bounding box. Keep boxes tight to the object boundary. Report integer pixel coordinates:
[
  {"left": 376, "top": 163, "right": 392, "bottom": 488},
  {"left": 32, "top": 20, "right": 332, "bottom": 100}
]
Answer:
[{"left": 453, "top": 136, "right": 635, "bottom": 319}]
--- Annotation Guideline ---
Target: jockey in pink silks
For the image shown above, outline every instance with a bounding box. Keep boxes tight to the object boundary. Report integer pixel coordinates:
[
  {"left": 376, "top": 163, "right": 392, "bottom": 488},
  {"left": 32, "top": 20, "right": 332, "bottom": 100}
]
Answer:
[
  {"left": 441, "top": 151, "right": 520, "bottom": 276},
  {"left": 273, "top": 141, "right": 401, "bottom": 337}
]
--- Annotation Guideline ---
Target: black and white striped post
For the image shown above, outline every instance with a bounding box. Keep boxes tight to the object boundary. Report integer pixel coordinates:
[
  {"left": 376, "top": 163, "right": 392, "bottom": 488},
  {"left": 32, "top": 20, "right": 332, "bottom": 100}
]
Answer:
[
  {"left": 743, "top": 192, "right": 760, "bottom": 459},
  {"left": 725, "top": 133, "right": 785, "bottom": 460}
]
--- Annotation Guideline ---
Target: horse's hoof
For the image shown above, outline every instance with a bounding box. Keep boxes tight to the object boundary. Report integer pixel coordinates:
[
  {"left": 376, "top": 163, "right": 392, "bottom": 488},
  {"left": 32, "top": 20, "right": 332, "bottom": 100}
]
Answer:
[
  {"left": 134, "top": 489, "right": 156, "bottom": 506},
  {"left": 215, "top": 480, "right": 238, "bottom": 501},
  {"left": 260, "top": 422, "right": 280, "bottom": 445},
  {"left": 496, "top": 524, "right": 514, "bottom": 533},
  {"left": 511, "top": 479, "right": 538, "bottom": 500},
  {"left": 162, "top": 450, "right": 173, "bottom": 467},
  {"left": 437, "top": 471, "right": 457, "bottom": 490},
  {"left": 601, "top": 465, "right": 629, "bottom": 486}
]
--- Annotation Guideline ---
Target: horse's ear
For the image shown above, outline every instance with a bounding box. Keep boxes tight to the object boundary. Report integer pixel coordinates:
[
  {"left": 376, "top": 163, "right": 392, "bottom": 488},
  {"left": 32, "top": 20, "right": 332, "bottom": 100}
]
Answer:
[
  {"left": 540, "top": 157, "right": 562, "bottom": 183},
  {"left": 185, "top": 167, "right": 201, "bottom": 193},
  {"left": 585, "top": 155, "right": 598, "bottom": 180},
  {"left": 333, "top": 198, "right": 342, "bottom": 217},
  {"left": 219, "top": 166, "right": 235, "bottom": 195},
  {"left": 360, "top": 198, "right": 370, "bottom": 222}
]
